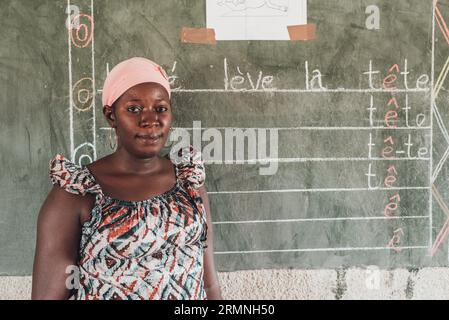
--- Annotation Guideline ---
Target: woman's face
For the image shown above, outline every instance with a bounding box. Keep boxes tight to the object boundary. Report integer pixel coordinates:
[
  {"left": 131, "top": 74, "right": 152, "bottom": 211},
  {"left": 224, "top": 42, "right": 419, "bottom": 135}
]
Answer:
[{"left": 104, "top": 82, "right": 172, "bottom": 158}]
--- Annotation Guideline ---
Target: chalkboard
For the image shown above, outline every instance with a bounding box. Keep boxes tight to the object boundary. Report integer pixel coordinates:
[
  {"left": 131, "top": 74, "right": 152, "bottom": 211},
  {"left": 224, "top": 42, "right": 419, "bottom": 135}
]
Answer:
[{"left": 1, "top": 0, "right": 449, "bottom": 275}]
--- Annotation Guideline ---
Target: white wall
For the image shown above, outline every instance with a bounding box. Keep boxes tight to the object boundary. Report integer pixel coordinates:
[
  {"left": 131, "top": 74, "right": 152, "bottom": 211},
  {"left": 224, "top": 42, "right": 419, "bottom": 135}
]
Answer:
[{"left": 2, "top": 268, "right": 449, "bottom": 300}]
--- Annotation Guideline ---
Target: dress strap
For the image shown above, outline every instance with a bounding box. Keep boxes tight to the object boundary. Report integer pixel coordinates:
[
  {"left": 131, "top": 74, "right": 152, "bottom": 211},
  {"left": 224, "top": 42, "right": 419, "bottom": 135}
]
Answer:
[
  {"left": 49, "top": 154, "right": 102, "bottom": 196},
  {"left": 170, "top": 145, "right": 205, "bottom": 189}
]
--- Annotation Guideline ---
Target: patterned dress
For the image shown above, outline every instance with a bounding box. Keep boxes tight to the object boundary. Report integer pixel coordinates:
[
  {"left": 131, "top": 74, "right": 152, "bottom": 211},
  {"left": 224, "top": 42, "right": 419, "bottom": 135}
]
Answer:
[{"left": 48, "top": 147, "right": 208, "bottom": 300}]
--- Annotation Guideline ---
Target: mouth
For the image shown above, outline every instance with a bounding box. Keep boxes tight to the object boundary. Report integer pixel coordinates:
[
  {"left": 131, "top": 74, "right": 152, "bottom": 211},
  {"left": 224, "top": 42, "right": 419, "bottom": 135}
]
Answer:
[{"left": 136, "top": 133, "right": 163, "bottom": 144}]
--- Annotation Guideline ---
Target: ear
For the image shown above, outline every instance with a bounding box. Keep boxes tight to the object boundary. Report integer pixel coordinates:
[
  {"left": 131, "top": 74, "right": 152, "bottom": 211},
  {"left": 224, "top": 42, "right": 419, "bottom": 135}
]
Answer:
[{"left": 103, "top": 105, "right": 116, "bottom": 128}]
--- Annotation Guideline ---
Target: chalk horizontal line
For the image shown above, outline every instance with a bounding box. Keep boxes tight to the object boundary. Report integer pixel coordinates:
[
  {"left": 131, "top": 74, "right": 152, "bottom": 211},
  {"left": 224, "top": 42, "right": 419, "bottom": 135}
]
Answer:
[
  {"left": 206, "top": 157, "right": 430, "bottom": 164},
  {"left": 208, "top": 186, "right": 430, "bottom": 195},
  {"left": 214, "top": 245, "right": 429, "bottom": 254},
  {"left": 213, "top": 215, "right": 430, "bottom": 225},
  {"left": 97, "top": 88, "right": 430, "bottom": 94},
  {"left": 171, "top": 88, "right": 430, "bottom": 93},
  {"left": 99, "top": 126, "right": 431, "bottom": 131},
  {"left": 176, "top": 126, "right": 432, "bottom": 131}
]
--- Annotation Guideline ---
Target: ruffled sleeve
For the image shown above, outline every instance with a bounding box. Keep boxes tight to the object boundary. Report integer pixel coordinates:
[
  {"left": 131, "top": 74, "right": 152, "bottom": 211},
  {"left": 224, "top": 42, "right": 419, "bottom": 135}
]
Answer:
[
  {"left": 170, "top": 145, "right": 205, "bottom": 189},
  {"left": 49, "top": 154, "right": 101, "bottom": 196}
]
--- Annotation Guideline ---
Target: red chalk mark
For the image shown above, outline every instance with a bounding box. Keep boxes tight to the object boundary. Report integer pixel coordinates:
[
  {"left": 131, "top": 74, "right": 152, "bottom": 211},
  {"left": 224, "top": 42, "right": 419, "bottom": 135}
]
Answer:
[
  {"left": 382, "top": 137, "right": 395, "bottom": 158},
  {"left": 430, "top": 185, "right": 449, "bottom": 256},
  {"left": 384, "top": 136, "right": 394, "bottom": 145},
  {"left": 76, "top": 24, "right": 88, "bottom": 42},
  {"left": 435, "top": 5, "right": 449, "bottom": 46},
  {"left": 383, "top": 64, "right": 400, "bottom": 90},
  {"left": 384, "top": 110, "right": 398, "bottom": 128},
  {"left": 384, "top": 193, "right": 401, "bottom": 217},
  {"left": 390, "top": 194, "right": 401, "bottom": 203},
  {"left": 388, "top": 64, "right": 400, "bottom": 74},
  {"left": 387, "top": 165, "right": 398, "bottom": 175},
  {"left": 384, "top": 166, "right": 398, "bottom": 188},
  {"left": 382, "top": 146, "right": 394, "bottom": 159},
  {"left": 431, "top": 218, "right": 449, "bottom": 256},
  {"left": 383, "top": 74, "right": 397, "bottom": 90},
  {"left": 387, "top": 228, "right": 404, "bottom": 252},
  {"left": 70, "top": 13, "right": 94, "bottom": 48},
  {"left": 384, "top": 175, "right": 397, "bottom": 188},
  {"left": 387, "top": 97, "right": 400, "bottom": 109},
  {"left": 431, "top": 218, "right": 449, "bottom": 255},
  {"left": 384, "top": 203, "right": 398, "bottom": 217}
]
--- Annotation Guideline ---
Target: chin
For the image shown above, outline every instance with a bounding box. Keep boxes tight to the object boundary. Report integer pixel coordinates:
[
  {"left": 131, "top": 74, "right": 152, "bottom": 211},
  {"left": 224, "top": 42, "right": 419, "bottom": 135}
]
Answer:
[
  {"left": 137, "top": 147, "right": 163, "bottom": 158},
  {"left": 132, "top": 136, "right": 168, "bottom": 157},
  {"left": 119, "top": 145, "right": 159, "bottom": 159}
]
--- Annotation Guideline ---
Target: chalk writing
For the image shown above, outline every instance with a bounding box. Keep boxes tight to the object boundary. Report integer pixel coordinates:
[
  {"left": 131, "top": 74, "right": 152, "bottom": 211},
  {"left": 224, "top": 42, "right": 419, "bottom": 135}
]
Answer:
[
  {"left": 387, "top": 228, "right": 405, "bottom": 252},
  {"left": 69, "top": 13, "right": 94, "bottom": 48},
  {"left": 224, "top": 58, "right": 275, "bottom": 91},
  {"left": 72, "top": 77, "right": 94, "bottom": 112}
]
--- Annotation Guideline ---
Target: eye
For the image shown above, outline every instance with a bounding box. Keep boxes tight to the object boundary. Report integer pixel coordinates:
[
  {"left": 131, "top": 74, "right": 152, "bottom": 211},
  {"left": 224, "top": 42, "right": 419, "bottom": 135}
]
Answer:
[
  {"left": 127, "top": 105, "right": 142, "bottom": 113},
  {"left": 155, "top": 105, "right": 168, "bottom": 113}
]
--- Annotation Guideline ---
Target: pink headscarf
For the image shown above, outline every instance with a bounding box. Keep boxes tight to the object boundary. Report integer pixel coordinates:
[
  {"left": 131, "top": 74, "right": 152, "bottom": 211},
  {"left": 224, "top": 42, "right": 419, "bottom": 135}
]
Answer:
[{"left": 101, "top": 57, "right": 171, "bottom": 107}]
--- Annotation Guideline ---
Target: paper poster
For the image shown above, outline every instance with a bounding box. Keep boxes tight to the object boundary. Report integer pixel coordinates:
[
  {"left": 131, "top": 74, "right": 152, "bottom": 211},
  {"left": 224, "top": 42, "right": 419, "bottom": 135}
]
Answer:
[{"left": 206, "top": 0, "right": 307, "bottom": 40}]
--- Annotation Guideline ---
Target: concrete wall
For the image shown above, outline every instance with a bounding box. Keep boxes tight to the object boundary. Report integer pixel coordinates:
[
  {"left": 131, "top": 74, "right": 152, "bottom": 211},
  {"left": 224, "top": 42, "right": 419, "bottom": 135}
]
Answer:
[{"left": 2, "top": 267, "right": 449, "bottom": 300}]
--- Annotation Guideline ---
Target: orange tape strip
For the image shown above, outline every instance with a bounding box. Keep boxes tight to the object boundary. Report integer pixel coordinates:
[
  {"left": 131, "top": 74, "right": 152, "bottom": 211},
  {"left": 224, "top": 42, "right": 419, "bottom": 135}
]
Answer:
[
  {"left": 180, "top": 27, "right": 216, "bottom": 44},
  {"left": 287, "top": 23, "right": 316, "bottom": 41}
]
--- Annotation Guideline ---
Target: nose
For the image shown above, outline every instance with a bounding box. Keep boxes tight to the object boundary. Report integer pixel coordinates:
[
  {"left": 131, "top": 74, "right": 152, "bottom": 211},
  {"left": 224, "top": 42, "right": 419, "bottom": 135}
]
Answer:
[{"left": 139, "top": 108, "right": 159, "bottom": 128}]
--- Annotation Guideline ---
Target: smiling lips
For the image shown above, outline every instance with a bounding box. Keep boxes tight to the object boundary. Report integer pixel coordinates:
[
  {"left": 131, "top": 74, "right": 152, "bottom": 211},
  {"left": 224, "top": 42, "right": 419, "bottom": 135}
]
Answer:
[{"left": 136, "top": 133, "right": 163, "bottom": 143}]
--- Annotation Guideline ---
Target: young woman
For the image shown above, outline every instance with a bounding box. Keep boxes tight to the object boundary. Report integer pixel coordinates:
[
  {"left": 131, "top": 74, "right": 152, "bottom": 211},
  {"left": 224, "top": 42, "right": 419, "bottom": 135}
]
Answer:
[{"left": 32, "top": 57, "right": 222, "bottom": 300}]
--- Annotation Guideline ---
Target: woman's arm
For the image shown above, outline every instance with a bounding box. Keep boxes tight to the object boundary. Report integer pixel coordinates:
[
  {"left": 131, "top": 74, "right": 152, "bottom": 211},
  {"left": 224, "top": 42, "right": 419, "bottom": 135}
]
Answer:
[
  {"left": 31, "top": 185, "right": 84, "bottom": 300},
  {"left": 198, "top": 185, "right": 223, "bottom": 300}
]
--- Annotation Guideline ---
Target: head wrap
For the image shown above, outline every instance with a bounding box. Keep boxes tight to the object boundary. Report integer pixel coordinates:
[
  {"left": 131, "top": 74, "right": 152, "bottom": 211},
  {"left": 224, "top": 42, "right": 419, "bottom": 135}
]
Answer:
[{"left": 101, "top": 57, "right": 171, "bottom": 107}]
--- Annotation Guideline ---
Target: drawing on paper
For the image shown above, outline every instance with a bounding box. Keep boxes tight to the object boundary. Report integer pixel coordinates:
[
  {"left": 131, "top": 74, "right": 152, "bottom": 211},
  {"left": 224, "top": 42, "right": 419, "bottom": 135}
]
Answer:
[
  {"left": 217, "top": 0, "right": 289, "bottom": 16},
  {"left": 207, "top": 0, "right": 307, "bottom": 40}
]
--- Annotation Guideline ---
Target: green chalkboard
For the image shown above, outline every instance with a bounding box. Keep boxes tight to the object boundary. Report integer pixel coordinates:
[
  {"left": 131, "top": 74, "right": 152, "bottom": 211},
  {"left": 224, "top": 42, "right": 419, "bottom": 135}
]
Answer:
[{"left": 1, "top": 0, "right": 449, "bottom": 275}]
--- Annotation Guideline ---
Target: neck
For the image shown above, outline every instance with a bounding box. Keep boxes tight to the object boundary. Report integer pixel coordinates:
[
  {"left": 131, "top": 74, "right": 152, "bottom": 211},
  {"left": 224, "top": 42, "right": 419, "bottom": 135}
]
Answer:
[{"left": 110, "top": 147, "right": 163, "bottom": 175}]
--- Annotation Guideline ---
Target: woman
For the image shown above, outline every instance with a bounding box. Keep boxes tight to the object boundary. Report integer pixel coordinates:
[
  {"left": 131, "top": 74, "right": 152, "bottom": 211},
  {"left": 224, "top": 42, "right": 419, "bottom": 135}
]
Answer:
[{"left": 32, "top": 57, "right": 222, "bottom": 300}]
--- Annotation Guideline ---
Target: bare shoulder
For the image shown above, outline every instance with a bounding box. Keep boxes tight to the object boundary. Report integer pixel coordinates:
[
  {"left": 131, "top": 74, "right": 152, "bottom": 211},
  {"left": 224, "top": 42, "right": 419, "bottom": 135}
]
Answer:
[
  {"left": 43, "top": 185, "right": 95, "bottom": 225},
  {"left": 85, "top": 153, "right": 114, "bottom": 176}
]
